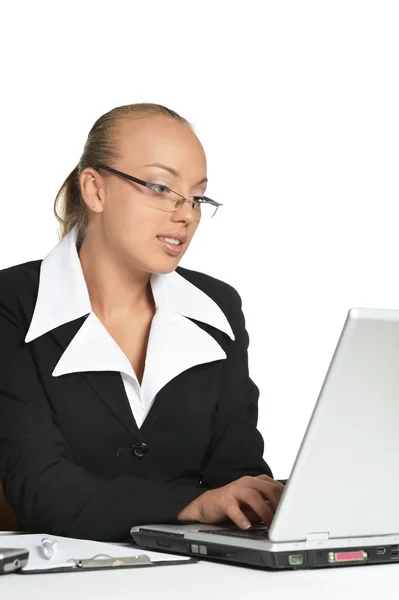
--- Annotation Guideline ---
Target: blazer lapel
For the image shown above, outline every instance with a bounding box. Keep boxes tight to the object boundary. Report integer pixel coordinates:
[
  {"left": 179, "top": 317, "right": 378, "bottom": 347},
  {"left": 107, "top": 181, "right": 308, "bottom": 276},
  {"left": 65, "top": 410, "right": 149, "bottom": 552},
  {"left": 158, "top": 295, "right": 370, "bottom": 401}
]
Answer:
[
  {"left": 139, "top": 308, "right": 227, "bottom": 414},
  {"left": 83, "top": 371, "right": 141, "bottom": 437},
  {"left": 48, "top": 318, "right": 140, "bottom": 437}
]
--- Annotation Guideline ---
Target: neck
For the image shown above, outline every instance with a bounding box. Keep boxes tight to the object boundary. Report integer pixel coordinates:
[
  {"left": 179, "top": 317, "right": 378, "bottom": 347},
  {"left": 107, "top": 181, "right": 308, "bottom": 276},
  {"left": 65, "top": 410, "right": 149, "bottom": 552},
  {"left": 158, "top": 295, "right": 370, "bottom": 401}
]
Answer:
[{"left": 78, "top": 228, "right": 155, "bottom": 321}]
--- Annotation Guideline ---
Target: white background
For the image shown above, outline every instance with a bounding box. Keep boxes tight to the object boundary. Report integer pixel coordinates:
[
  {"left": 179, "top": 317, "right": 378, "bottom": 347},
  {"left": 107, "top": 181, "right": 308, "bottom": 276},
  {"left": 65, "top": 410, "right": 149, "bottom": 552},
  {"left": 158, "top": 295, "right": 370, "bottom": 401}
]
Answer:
[{"left": 1, "top": 0, "right": 398, "bottom": 478}]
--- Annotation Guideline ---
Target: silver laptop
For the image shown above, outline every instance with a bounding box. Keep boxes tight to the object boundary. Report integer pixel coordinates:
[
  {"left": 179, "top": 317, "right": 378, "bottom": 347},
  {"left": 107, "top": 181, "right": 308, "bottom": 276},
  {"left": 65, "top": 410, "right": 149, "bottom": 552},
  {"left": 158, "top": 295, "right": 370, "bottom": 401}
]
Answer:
[{"left": 131, "top": 308, "right": 399, "bottom": 569}]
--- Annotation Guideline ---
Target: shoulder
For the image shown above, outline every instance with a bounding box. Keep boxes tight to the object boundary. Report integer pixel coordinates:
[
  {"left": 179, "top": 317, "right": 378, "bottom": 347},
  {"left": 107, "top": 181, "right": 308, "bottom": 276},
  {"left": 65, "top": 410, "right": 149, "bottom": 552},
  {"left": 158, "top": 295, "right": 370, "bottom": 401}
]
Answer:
[
  {"left": 0, "top": 259, "right": 42, "bottom": 300},
  {"left": 176, "top": 265, "right": 241, "bottom": 317},
  {"left": 0, "top": 260, "right": 42, "bottom": 330}
]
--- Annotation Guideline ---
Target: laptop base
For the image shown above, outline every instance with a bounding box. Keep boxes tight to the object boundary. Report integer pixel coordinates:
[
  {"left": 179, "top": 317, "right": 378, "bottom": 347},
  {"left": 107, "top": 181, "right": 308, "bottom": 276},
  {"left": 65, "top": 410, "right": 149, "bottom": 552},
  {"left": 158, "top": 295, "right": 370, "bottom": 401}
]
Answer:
[{"left": 131, "top": 528, "right": 399, "bottom": 570}]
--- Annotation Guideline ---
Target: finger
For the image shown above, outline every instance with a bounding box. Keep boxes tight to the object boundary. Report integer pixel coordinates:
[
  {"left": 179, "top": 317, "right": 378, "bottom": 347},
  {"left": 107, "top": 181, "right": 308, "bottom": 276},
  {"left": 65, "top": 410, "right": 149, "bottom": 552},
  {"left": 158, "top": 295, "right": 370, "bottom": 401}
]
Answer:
[
  {"left": 224, "top": 502, "right": 253, "bottom": 530},
  {"left": 236, "top": 488, "right": 274, "bottom": 526},
  {"left": 241, "top": 477, "right": 284, "bottom": 512},
  {"left": 259, "top": 482, "right": 284, "bottom": 512},
  {"left": 254, "top": 475, "right": 285, "bottom": 499},
  {"left": 239, "top": 474, "right": 283, "bottom": 492},
  {"left": 255, "top": 474, "right": 285, "bottom": 490},
  {"left": 241, "top": 506, "right": 266, "bottom": 523}
]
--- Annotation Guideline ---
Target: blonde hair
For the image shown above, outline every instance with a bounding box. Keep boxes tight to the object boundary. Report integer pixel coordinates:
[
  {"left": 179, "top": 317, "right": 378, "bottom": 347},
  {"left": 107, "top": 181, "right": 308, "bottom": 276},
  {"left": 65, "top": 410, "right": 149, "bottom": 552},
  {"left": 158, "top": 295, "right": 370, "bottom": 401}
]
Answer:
[{"left": 53, "top": 103, "right": 191, "bottom": 243}]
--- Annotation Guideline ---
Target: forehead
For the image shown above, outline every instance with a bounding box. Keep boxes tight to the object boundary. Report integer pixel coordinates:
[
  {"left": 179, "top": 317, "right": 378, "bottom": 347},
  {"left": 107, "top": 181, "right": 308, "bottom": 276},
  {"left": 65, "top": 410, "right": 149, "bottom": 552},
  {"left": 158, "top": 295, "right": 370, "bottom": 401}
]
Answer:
[{"left": 114, "top": 115, "right": 207, "bottom": 173}]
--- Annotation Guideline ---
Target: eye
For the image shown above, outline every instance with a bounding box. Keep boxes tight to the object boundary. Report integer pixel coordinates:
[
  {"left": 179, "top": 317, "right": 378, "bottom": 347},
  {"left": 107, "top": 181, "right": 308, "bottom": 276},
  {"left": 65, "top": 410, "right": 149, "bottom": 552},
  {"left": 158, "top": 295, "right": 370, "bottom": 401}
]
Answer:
[
  {"left": 152, "top": 184, "right": 171, "bottom": 194},
  {"left": 192, "top": 195, "right": 205, "bottom": 204}
]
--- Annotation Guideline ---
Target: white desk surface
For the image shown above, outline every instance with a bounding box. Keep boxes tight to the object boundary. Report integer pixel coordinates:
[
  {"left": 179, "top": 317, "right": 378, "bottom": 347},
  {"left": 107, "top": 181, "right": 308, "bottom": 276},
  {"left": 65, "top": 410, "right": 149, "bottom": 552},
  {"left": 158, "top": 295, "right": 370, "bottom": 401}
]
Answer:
[{"left": 1, "top": 555, "right": 398, "bottom": 599}]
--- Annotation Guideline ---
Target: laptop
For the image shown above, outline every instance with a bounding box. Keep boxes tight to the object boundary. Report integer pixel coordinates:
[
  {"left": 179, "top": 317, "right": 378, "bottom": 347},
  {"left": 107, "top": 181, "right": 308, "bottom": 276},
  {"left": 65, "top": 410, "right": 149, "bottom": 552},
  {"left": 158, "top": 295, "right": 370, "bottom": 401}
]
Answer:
[{"left": 131, "top": 308, "right": 399, "bottom": 570}]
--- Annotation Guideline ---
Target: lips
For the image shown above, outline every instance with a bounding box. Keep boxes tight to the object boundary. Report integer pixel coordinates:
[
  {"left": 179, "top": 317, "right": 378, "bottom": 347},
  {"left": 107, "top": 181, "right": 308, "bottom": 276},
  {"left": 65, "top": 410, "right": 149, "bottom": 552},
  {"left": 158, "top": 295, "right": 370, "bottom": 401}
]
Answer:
[
  {"left": 157, "top": 237, "right": 184, "bottom": 256},
  {"left": 156, "top": 232, "right": 187, "bottom": 244},
  {"left": 156, "top": 232, "right": 188, "bottom": 258}
]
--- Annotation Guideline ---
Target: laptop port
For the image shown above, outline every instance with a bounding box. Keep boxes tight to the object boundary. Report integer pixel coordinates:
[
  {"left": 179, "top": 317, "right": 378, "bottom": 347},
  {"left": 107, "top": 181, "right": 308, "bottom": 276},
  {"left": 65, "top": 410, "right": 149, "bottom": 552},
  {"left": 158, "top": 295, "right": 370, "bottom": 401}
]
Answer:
[
  {"left": 190, "top": 544, "right": 207, "bottom": 555},
  {"left": 288, "top": 554, "right": 304, "bottom": 566},
  {"left": 391, "top": 552, "right": 399, "bottom": 560},
  {"left": 391, "top": 545, "right": 399, "bottom": 552},
  {"left": 376, "top": 548, "right": 386, "bottom": 555},
  {"left": 328, "top": 551, "right": 367, "bottom": 564}
]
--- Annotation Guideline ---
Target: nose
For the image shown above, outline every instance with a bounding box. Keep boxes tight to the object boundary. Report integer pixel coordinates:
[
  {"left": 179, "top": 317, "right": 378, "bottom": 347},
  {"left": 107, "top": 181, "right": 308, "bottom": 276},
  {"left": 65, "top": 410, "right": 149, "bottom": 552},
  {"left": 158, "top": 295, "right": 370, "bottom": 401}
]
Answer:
[{"left": 172, "top": 197, "right": 198, "bottom": 224}]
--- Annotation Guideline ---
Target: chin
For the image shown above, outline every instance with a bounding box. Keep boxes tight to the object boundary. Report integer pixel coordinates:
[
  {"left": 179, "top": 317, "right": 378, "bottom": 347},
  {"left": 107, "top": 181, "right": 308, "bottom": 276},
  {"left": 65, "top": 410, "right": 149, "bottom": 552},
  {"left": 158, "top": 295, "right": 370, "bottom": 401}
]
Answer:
[{"left": 149, "top": 260, "right": 181, "bottom": 275}]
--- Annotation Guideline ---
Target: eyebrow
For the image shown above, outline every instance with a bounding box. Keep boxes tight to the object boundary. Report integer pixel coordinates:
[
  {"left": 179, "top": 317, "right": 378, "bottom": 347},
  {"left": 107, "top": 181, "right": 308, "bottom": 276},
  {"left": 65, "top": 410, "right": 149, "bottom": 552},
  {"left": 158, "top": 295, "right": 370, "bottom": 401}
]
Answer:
[{"left": 143, "top": 162, "right": 208, "bottom": 186}]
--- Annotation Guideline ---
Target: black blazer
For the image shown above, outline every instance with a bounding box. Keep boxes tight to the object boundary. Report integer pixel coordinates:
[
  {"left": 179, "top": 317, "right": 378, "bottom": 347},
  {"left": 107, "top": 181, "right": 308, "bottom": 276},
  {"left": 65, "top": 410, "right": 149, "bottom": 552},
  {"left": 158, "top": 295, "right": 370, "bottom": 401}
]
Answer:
[{"left": 0, "top": 260, "right": 272, "bottom": 541}]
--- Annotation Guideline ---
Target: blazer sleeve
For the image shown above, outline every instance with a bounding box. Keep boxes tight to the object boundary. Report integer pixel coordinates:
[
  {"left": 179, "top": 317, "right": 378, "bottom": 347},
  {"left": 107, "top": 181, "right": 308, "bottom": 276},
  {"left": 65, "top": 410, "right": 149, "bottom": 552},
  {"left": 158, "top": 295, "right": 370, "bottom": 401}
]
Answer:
[
  {"left": 0, "top": 290, "right": 204, "bottom": 542},
  {"left": 200, "top": 286, "right": 274, "bottom": 488}
]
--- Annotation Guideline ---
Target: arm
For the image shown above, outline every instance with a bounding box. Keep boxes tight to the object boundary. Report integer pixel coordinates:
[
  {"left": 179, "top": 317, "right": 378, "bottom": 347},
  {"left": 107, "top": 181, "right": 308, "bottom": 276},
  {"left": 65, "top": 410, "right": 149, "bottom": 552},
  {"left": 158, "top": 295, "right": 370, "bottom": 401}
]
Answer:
[
  {"left": 0, "top": 297, "right": 204, "bottom": 542},
  {"left": 200, "top": 286, "right": 273, "bottom": 488},
  {"left": 177, "top": 287, "right": 283, "bottom": 529}
]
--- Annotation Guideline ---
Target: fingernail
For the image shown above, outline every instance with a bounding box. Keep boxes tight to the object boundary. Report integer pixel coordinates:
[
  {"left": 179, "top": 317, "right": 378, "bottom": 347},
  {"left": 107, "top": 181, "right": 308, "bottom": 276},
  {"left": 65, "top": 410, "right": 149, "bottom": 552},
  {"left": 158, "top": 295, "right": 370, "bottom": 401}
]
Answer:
[{"left": 241, "top": 520, "right": 251, "bottom": 529}]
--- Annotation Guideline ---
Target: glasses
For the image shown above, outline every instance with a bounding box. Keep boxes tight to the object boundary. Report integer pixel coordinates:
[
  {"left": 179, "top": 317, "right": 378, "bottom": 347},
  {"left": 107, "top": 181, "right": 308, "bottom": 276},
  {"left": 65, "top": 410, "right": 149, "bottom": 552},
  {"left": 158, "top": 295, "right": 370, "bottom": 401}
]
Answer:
[{"left": 95, "top": 164, "right": 222, "bottom": 220}]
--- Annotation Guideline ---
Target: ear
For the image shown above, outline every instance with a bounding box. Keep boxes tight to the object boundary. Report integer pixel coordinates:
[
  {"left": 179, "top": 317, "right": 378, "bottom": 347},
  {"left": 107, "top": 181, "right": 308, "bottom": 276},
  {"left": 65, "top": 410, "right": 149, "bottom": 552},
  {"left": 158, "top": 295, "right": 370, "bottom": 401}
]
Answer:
[{"left": 80, "top": 167, "right": 106, "bottom": 213}]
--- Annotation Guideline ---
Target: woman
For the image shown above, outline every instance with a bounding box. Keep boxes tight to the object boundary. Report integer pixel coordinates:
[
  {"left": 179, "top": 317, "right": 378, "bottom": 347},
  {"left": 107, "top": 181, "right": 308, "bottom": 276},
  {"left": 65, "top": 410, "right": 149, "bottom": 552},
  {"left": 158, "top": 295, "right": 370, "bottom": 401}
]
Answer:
[{"left": 0, "top": 103, "right": 283, "bottom": 541}]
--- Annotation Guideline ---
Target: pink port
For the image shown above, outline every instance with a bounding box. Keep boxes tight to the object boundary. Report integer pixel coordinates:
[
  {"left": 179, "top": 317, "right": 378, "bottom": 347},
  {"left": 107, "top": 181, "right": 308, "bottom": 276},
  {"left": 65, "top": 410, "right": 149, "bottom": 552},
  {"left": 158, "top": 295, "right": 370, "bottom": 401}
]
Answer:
[{"left": 335, "top": 552, "right": 365, "bottom": 561}]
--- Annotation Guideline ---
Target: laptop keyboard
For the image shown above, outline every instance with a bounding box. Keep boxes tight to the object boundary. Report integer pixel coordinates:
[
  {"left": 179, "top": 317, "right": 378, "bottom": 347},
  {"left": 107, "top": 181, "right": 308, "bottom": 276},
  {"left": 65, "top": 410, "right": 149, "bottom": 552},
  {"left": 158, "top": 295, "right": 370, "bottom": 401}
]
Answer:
[{"left": 199, "top": 527, "right": 269, "bottom": 540}]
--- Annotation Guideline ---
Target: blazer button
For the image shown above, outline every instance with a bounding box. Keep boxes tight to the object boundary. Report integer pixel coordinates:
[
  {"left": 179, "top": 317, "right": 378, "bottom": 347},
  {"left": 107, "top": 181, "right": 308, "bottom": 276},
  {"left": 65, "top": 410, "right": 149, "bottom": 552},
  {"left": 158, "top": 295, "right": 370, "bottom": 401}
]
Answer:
[{"left": 131, "top": 442, "right": 150, "bottom": 460}]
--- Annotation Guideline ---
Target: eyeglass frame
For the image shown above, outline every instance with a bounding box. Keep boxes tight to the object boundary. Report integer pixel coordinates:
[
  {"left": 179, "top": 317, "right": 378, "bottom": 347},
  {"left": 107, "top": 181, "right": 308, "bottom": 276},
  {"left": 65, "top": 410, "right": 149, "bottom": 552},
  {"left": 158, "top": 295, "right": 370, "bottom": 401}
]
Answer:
[{"left": 94, "top": 164, "right": 223, "bottom": 218}]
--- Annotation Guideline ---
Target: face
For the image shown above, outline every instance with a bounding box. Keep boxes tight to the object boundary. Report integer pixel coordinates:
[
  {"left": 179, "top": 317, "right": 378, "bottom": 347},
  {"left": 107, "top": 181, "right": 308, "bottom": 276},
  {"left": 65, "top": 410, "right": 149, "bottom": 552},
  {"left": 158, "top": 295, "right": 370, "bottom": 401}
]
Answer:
[{"left": 81, "top": 115, "right": 208, "bottom": 275}]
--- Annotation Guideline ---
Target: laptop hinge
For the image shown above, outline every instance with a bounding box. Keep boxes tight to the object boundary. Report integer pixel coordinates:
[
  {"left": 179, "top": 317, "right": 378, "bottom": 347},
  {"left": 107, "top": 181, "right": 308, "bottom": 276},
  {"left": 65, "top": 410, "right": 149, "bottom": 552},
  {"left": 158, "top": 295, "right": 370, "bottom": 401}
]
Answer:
[{"left": 306, "top": 532, "right": 330, "bottom": 542}]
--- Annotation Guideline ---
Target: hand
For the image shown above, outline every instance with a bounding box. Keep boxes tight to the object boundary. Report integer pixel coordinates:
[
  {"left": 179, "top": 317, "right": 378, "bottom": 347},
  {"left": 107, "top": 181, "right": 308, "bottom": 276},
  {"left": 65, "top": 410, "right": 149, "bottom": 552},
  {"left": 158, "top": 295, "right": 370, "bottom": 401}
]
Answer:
[{"left": 177, "top": 474, "right": 284, "bottom": 530}]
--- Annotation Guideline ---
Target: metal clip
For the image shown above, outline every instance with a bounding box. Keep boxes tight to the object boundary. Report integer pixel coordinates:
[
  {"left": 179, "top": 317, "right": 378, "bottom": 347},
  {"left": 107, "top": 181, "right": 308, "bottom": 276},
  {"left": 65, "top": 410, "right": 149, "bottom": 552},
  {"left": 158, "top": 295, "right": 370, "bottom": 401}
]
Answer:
[{"left": 68, "top": 553, "right": 152, "bottom": 569}]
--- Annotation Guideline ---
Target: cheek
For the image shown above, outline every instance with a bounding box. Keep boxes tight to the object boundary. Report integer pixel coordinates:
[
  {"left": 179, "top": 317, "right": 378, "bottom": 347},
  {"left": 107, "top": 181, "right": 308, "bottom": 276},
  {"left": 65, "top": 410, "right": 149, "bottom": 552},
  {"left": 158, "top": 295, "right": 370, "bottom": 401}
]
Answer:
[
  {"left": 102, "top": 191, "right": 199, "bottom": 259},
  {"left": 103, "top": 193, "right": 162, "bottom": 244},
  {"left": 104, "top": 195, "right": 151, "bottom": 235},
  {"left": 191, "top": 221, "right": 200, "bottom": 237},
  {"left": 184, "top": 221, "right": 199, "bottom": 246}
]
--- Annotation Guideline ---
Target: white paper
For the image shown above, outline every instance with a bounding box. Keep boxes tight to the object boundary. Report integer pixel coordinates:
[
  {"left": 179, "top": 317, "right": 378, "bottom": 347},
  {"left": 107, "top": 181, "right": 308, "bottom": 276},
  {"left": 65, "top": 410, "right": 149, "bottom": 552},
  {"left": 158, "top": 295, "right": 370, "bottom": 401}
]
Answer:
[{"left": 0, "top": 533, "right": 190, "bottom": 571}]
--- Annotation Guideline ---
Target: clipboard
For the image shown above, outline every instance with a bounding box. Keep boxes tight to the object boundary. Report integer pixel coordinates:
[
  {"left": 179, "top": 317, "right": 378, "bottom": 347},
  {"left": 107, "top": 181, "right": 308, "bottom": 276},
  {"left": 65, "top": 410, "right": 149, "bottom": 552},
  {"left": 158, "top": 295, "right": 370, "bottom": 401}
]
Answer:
[
  {"left": 20, "top": 552, "right": 198, "bottom": 574},
  {"left": 0, "top": 533, "right": 197, "bottom": 574}
]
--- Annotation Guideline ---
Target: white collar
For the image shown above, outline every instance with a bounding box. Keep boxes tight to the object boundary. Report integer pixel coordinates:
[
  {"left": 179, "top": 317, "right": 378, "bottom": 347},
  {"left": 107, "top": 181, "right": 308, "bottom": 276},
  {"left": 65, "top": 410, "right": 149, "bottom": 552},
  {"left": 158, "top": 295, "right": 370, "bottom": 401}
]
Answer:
[
  {"left": 26, "top": 226, "right": 234, "bottom": 343},
  {"left": 25, "top": 226, "right": 235, "bottom": 408}
]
